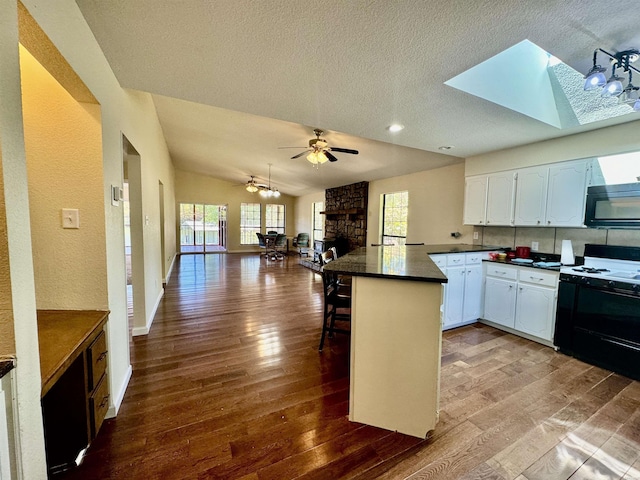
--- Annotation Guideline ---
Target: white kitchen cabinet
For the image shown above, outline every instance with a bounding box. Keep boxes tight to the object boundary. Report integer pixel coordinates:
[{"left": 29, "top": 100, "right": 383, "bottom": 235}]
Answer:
[
  {"left": 485, "top": 171, "right": 516, "bottom": 226},
  {"left": 432, "top": 252, "right": 487, "bottom": 330},
  {"left": 514, "top": 284, "right": 556, "bottom": 340},
  {"left": 464, "top": 159, "right": 588, "bottom": 228},
  {"left": 483, "top": 276, "right": 517, "bottom": 328},
  {"left": 483, "top": 263, "right": 559, "bottom": 344},
  {"left": 463, "top": 175, "right": 488, "bottom": 225},
  {"left": 462, "top": 264, "right": 483, "bottom": 321},
  {"left": 513, "top": 166, "right": 548, "bottom": 226},
  {"left": 545, "top": 160, "right": 588, "bottom": 226}
]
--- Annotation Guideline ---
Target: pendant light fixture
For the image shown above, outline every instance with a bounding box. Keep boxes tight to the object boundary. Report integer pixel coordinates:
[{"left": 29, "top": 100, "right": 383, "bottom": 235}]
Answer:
[
  {"left": 584, "top": 48, "right": 640, "bottom": 111},
  {"left": 258, "top": 164, "right": 280, "bottom": 198}
]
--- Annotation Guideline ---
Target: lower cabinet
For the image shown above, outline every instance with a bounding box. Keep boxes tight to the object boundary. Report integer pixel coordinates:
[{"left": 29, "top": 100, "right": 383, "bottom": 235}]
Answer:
[
  {"left": 432, "top": 253, "right": 487, "bottom": 330},
  {"left": 483, "top": 276, "right": 517, "bottom": 328},
  {"left": 483, "top": 263, "right": 559, "bottom": 344}
]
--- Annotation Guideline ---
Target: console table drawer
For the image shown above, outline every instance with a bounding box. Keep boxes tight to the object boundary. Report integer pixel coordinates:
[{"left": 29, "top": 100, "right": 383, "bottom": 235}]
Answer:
[
  {"left": 90, "top": 373, "right": 109, "bottom": 438},
  {"left": 88, "top": 330, "right": 108, "bottom": 391}
]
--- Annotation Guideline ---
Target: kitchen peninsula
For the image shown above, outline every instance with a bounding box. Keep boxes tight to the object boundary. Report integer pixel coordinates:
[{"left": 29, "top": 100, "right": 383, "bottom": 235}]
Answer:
[{"left": 323, "top": 245, "right": 447, "bottom": 438}]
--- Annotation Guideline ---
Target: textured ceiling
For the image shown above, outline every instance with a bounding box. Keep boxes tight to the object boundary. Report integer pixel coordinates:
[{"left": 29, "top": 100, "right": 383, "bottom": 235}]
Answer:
[{"left": 74, "top": 0, "right": 640, "bottom": 195}]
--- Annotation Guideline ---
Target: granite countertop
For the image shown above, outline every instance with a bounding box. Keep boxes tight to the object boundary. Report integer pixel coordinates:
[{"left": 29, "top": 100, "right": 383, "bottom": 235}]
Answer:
[
  {"left": 423, "top": 244, "right": 503, "bottom": 254},
  {"left": 323, "top": 246, "right": 448, "bottom": 283},
  {"left": 0, "top": 356, "right": 16, "bottom": 379}
]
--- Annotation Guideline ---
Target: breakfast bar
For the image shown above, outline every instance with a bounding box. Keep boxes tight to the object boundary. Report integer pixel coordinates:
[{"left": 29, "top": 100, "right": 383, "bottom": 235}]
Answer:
[{"left": 323, "top": 245, "right": 447, "bottom": 438}]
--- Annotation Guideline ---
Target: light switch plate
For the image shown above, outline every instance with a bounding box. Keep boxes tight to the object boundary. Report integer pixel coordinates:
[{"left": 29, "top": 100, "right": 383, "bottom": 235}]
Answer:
[{"left": 62, "top": 209, "right": 80, "bottom": 229}]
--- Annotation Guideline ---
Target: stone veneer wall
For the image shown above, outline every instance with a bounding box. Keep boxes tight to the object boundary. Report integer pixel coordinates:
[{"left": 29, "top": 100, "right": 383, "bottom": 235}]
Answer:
[{"left": 324, "top": 181, "right": 368, "bottom": 252}]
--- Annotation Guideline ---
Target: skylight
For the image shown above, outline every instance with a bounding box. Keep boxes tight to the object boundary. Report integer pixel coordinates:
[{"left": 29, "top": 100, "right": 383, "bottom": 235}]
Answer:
[{"left": 445, "top": 40, "right": 636, "bottom": 128}]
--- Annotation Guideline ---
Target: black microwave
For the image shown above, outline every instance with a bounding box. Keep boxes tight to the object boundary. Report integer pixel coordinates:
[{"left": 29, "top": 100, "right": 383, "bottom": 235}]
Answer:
[{"left": 585, "top": 183, "right": 640, "bottom": 228}]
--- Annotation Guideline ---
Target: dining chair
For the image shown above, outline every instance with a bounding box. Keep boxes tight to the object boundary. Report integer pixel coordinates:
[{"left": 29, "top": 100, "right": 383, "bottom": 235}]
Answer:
[
  {"left": 273, "top": 234, "right": 287, "bottom": 259},
  {"left": 295, "top": 233, "right": 310, "bottom": 257},
  {"left": 256, "top": 232, "right": 267, "bottom": 256},
  {"left": 319, "top": 268, "right": 351, "bottom": 351}
]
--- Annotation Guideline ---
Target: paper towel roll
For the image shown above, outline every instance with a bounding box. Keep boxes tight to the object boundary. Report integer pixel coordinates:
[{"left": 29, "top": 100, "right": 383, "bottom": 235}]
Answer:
[{"left": 560, "top": 239, "right": 575, "bottom": 265}]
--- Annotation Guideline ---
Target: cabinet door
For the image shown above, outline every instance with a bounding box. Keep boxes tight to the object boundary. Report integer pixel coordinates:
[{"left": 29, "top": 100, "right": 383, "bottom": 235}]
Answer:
[
  {"left": 443, "top": 266, "right": 465, "bottom": 329},
  {"left": 545, "top": 160, "right": 587, "bottom": 227},
  {"left": 462, "top": 265, "right": 483, "bottom": 322},
  {"left": 483, "top": 277, "right": 516, "bottom": 328},
  {"left": 514, "top": 166, "right": 548, "bottom": 226},
  {"left": 515, "top": 284, "right": 556, "bottom": 340},
  {"left": 463, "top": 175, "right": 488, "bottom": 225},
  {"left": 486, "top": 172, "right": 516, "bottom": 226}
]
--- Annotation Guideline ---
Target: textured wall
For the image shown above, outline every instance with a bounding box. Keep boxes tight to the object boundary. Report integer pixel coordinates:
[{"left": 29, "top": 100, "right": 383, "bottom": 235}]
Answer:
[
  {"left": 20, "top": 47, "right": 108, "bottom": 309},
  {"left": 0, "top": 146, "right": 15, "bottom": 355}
]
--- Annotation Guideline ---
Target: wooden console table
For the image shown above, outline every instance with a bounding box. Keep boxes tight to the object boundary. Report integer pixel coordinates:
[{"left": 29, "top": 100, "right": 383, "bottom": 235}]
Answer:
[{"left": 38, "top": 310, "right": 109, "bottom": 475}]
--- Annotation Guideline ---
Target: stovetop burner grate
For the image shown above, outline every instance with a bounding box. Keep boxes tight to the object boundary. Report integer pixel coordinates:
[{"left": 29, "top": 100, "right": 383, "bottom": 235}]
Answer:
[{"left": 572, "top": 267, "right": 610, "bottom": 274}]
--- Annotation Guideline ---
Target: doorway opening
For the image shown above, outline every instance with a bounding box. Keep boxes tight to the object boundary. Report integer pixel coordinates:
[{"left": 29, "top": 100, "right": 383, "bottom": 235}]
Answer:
[{"left": 179, "top": 203, "right": 227, "bottom": 253}]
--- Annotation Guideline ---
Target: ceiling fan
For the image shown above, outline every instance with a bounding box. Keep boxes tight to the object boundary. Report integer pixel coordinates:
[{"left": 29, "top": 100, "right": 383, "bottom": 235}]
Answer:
[
  {"left": 243, "top": 175, "right": 266, "bottom": 193},
  {"left": 282, "top": 128, "right": 359, "bottom": 164}
]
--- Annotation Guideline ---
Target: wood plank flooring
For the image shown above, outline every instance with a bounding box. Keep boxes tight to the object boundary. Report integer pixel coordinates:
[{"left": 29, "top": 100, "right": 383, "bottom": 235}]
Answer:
[{"left": 59, "top": 253, "right": 640, "bottom": 479}]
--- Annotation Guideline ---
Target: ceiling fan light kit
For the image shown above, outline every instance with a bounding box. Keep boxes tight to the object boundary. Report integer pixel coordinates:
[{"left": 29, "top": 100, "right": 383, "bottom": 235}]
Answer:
[
  {"left": 244, "top": 165, "right": 280, "bottom": 197},
  {"left": 584, "top": 48, "right": 640, "bottom": 110},
  {"left": 283, "top": 128, "right": 359, "bottom": 165}
]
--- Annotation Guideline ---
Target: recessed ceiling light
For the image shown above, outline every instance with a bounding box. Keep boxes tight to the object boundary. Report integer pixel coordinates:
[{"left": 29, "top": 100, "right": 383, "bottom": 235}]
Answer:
[
  {"left": 387, "top": 124, "right": 404, "bottom": 132},
  {"left": 438, "top": 146, "right": 454, "bottom": 150}
]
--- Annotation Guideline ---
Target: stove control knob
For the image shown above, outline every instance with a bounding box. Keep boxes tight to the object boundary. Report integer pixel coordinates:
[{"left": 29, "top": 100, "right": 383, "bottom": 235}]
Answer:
[
  {"left": 608, "top": 280, "right": 616, "bottom": 288},
  {"left": 581, "top": 276, "right": 590, "bottom": 285},
  {"left": 633, "top": 284, "right": 640, "bottom": 294}
]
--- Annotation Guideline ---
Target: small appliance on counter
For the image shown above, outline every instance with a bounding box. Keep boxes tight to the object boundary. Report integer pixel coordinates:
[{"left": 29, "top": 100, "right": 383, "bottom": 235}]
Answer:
[{"left": 515, "top": 246, "right": 531, "bottom": 258}]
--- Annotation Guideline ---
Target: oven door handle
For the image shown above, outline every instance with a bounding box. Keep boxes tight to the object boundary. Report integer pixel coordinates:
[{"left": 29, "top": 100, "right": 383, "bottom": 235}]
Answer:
[{"left": 600, "top": 336, "right": 640, "bottom": 353}]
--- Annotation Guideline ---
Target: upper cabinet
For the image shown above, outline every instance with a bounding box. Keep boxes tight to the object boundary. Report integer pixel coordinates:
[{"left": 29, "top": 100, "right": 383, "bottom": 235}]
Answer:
[
  {"left": 545, "top": 160, "right": 588, "bottom": 226},
  {"left": 485, "top": 172, "right": 516, "bottom": 226},
  {"left": 464, "top": 159, "right": 588, "bottom": 227},
  {"left": 463, "top": 175, "right": 488, "bottom": 225}
]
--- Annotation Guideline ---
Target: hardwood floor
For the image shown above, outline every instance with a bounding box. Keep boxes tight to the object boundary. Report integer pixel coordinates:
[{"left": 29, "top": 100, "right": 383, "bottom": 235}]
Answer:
[{"left": 60, "top": 253, "right": 640, "bottom": 479}]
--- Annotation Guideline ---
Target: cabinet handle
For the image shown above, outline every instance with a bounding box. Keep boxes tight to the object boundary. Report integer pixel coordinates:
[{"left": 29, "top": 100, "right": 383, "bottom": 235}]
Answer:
[
  {"left": 537, "top": 220, "right": 540, "bottom": 224},
  {"left": 519, "top": 287, "right": 523, "bottom": 291},
  {"left": 529, "top": 276, "right": 543, "bottom": 282},
  {"left": 479, "top": 220, "right": 483, "bottom": 224},
  {"left": 508, "top": 285, "right": 513, "bottom": 290},
  {"left": 494, "top": 270, "right": 506, "bottom": 275},
  {"left": 97, "top": 351, "right": 108, "bottom": 362},
  {"left": 99, "top": 394, "right": 111, "bottom": 409},
  {"left": 547, "top": 220, "right": 551, "bottom": 225}
]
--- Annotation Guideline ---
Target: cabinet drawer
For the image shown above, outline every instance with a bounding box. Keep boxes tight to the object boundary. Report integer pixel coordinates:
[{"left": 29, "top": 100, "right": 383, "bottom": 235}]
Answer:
[
  {"left": 518, "top": 269, "right": 559, "bottom": 288},
  {"left": 465, "top": 253, "right": 483, "bottom": 265},
  {"left": 429, "top": 254, "right": 446, "bottom": 269},
  {"left": 485, "top": 264, "right": 518, "bottom": 280},
  {"left": 90, "top": 373, "right": 109, "bottom": 439},
  {"left": 88, "top": 330, "right": 108, "bottom": 392},
  {"left": 447, "top": 254, "right": 466, "bottom": 267}
]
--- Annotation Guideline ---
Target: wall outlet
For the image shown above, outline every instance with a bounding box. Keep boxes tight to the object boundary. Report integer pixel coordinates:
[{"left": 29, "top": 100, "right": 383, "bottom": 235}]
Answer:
[
  {"left": 531, "top": 241, "right": 539, "bottom": 251},
  {"left": 473, "top": 231, "right": 479, "bottom": 240}
]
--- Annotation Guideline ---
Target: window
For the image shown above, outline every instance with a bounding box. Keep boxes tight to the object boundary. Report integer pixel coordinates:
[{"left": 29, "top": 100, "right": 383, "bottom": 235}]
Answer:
[
  {"left": 312, "top": 202, "right": 324, "bottom": 242},
  {"left": 240, "top": 203, "right": 261, "bottom": 244},
  {"left": 381, "top": 191, "right": 409, "bottom": 245},
  {"left": 265, "top": 204, "right": 285, "bottom": 234}
]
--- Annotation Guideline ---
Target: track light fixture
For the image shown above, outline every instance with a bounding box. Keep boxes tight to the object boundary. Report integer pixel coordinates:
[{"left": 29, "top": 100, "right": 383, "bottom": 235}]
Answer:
[{"left": 584, "top": 48, "right": 640, "bottom": 111}]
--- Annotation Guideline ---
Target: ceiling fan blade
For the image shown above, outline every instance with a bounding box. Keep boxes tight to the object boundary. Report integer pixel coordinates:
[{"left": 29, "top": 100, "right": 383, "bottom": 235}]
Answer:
[
  {"left": 330, "top": 147, "right": 359, "bottom": 155},
  {"left": 291, "top": 149, "right": 310, "bottom": 159},
  {"left": 324, "top": 151, "right": 339, "bottom": 162}
]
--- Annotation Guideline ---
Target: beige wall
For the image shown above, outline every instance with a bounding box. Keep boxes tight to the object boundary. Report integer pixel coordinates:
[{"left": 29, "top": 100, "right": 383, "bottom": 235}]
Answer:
[
  {"left": 367, "top": 163, "right": 472, "bottom": 246},
  {"left": 466, "top": 119, "right": 640, "bottom": 176},
  {"left": 21, "top": 46, "right": 108, "bottom": 310},
  {"left": 294, "top": 191, "right": 325, "bottom": 240},
  {"left": 175, "top": 169, "right": 296, "bottom": 253}
]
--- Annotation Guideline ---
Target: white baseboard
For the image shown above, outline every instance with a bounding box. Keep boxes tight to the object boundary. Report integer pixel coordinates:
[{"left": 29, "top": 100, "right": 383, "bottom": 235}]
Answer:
[
  {"left": 106, "top": 363, "right": 132, "bottom": 419},
  {"left": 165, "top": 253, "right": 176, "bottom": 284},
  {"left": 131, "top": 287, "right": 164, "bottom": 337}
]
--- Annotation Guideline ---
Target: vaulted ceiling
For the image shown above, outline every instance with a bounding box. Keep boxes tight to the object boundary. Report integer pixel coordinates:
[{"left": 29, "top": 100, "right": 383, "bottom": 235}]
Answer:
[{"left": 75, "top": 0, "right": 640, "bottom": 196}]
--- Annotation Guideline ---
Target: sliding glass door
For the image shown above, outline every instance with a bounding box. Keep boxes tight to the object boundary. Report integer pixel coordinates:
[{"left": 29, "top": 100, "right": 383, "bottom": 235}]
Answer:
[{"left": 180, "top": 203, "right": 227, "bottom": 253}]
